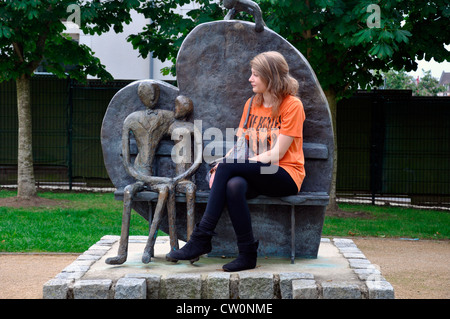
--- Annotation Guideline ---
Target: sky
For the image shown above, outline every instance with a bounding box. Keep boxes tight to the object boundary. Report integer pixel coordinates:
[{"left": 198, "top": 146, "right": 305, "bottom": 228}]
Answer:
[{"left": 407, "top": 45, "right": 450, "bottom": 80}]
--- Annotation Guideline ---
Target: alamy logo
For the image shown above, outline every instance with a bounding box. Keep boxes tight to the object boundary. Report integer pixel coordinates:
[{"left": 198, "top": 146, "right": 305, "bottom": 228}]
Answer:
[
  {"left": 66, "top": 4, "right": 81, "bottom": 27},
  {"left": 366, "top": 4, "right": 381, "bottom": 29}
]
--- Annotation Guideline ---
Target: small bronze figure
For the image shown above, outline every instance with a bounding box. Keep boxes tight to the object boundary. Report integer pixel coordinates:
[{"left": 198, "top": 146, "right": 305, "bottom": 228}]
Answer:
[{"left": 224, "top": 0, "right": 266, "bottom": 32}]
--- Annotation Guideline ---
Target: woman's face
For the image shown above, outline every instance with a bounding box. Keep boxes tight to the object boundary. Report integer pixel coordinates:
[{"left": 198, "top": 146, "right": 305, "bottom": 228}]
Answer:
[{"left": 249, "top": 68, "right": 267, "bottom": 94}]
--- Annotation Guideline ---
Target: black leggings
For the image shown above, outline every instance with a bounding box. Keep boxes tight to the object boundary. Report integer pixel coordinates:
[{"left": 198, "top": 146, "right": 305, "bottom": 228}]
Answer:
[{"left": 199, "top": 160, "right": 298, "bottom": 243}]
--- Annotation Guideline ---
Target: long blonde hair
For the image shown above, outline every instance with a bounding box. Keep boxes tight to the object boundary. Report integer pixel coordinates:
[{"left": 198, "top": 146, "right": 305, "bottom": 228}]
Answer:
[{"left": 250, "top": 51, "right": 299, "bottom": 117}]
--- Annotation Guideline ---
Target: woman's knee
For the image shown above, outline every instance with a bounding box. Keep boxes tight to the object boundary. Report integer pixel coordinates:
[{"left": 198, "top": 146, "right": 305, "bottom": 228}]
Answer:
[{"left": 226, "top": 176, "right": 248, "bottom": 198}]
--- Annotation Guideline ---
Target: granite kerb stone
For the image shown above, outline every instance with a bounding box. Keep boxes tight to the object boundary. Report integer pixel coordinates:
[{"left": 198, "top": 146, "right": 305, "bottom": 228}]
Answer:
[
  {"left": 114, "top": 277, "right": 147, "bottom": 299},
  {"left": 333, "top": 238, "right": 395, "bottom": 299},
  {"left": 43, "top": 235, "right": 118, "bottom": 299}
]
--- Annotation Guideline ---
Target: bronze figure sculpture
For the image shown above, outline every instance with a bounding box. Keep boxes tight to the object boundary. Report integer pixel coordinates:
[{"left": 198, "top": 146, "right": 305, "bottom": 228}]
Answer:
[{"left": 106, "top": 82, "right": 201, "bottom": 265}]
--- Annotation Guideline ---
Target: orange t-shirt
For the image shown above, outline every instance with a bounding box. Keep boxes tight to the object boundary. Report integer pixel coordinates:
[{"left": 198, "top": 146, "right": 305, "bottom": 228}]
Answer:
[{"left": 237, "top": 95, "right": 306, "bottom": 192}]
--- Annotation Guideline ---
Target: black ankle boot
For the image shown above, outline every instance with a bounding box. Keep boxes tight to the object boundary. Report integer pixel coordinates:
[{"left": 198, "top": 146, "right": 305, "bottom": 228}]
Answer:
[
  {"left": 222, "top": 240, "right": 259, "bottom": 272},
  {"left": 166, "top": 224, "right": 216, "bottom": 263}
]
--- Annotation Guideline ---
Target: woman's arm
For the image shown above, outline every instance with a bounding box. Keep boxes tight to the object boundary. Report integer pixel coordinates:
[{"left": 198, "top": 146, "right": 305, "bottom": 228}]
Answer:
[{"left": 249, "top": 133, "right": 294, "bottom": 164}]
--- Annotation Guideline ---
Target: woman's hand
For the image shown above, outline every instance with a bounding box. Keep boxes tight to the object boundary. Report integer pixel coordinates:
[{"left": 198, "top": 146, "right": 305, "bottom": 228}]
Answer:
[{"left": 250, "top": 134, "right": 294, "bottom": 163}]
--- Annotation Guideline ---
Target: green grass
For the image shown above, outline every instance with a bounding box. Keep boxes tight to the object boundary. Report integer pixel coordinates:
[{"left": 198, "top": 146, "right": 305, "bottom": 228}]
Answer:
[
  {"left": 0, "top": 190, "right": 151, "bottom": 253},
  {"left": 323, "top": 203, "right": 449, "bottom": 240},
  {"left": 1, "top": 190, "right": 449, "bottom": 253}
]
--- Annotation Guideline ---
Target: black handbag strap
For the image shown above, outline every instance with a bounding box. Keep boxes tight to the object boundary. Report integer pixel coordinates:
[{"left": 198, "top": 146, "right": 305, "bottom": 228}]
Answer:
[{"left": 242, "top": 95, "right": 254, "bottom": 129}]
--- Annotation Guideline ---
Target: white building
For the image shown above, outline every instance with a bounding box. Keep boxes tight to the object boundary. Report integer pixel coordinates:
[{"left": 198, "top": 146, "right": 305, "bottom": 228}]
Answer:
[{"left": 63, "top": 5, "right": 200, "bottom": 81}]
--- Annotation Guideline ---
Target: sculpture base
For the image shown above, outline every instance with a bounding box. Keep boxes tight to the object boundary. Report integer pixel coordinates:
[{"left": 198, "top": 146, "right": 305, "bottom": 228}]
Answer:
[{"left": 43, "top": 236, "right": 394, "bottom": 299}]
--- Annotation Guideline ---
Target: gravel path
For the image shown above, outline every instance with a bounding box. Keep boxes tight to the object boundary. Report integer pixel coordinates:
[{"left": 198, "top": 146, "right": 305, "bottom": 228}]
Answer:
[
  {"left": 0, "top": 238, "right": 448, "bottom": 299},
  {"left": 353, "top": 238, "right": 449, "bottom": 299}
]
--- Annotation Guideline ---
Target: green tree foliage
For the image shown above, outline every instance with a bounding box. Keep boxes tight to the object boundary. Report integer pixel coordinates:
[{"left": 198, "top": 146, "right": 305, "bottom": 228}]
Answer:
[
  {"left": 382, "top": 69, "right": 446, "bottom": 96},
  {"left": 415, "top": 70, "right": 447, "bottom": 96},
  {"left": 382, "top": 69, "right": 417, "bottom": 91},
  {"left": 0, "top": 0, "right": 141, "bottom": 82},
  {"left": 129, "top": 0, "right": 449, "bottom": 98},
  {"left": 0, "top": 0, "right": 141, "bottom": 197},
  {"left": 128, "top": 0, "right": 226, "bottom": 76}
]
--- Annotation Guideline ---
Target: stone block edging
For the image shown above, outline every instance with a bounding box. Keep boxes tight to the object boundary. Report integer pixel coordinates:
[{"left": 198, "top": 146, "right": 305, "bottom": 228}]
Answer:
[{"left": 43, "top": 236, "right": 394, "bottom": 299}]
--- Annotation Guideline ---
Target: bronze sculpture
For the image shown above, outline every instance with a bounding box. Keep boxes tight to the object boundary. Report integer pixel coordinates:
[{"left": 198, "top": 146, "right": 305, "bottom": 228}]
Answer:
[
  {"left": 106, "top": 82, "right": 201, "bottom": 265},
  {"left": 224, "top": 0, "right": 266, "bottom": 32}
]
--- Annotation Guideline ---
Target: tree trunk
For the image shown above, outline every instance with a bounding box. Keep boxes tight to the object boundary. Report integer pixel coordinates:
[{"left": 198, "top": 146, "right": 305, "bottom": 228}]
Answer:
[
  {"left": 16, "top": 75, "right": 37, "bottom": 198},
  {"left": 324, "top": 88, "right": 338, "bottom": 211}
]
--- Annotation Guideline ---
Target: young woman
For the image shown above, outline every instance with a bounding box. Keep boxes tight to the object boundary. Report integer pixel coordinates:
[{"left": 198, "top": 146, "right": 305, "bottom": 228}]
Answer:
[{"left": 166, "top": 51, "right": 306, "bottom": 272}]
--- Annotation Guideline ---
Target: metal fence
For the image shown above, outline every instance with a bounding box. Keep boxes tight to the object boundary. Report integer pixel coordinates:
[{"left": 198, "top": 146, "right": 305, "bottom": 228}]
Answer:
[
  {"left": 0, "top": 75, "right": 132, "bottom": 188},
  {"left": 337, "top": 90, "right": 450, "bottom": 208},
  {"left": 1, "top": 78, "right": 449, "bottom": 208}
]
